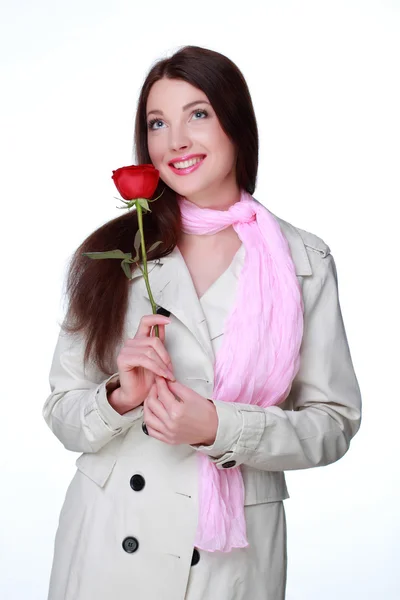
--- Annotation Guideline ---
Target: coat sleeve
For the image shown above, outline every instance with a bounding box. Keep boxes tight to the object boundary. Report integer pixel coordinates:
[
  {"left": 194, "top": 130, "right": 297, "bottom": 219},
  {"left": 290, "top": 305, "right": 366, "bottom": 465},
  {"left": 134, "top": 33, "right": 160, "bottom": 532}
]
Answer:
[
  {"left": 42, "top": 328, "right": 144, "bottom": 453},
  {"left": 191, "top": 250, "right": 362, "bottom": 471}
]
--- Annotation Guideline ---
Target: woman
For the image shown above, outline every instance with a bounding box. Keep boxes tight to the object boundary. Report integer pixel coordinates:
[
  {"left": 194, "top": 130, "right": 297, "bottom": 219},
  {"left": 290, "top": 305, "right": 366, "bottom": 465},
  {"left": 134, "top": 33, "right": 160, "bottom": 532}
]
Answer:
[{"left": 43, "top": 45, "right": 362, "bottom": 599}]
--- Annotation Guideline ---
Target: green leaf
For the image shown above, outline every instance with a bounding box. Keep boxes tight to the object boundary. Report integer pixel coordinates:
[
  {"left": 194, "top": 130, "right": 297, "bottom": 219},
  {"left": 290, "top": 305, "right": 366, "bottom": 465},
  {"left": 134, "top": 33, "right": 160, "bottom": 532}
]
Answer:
[
  {"left": 148, "top": 187, "right": 166, "bottom": 202},
  {"left": 121, "top": 260, "right": 133, "bottom": 279},
  {"left": 148, "top": 240, "right": 162, "bottom": 253},
  {"left": 133, "top": 229, "right": 142, "bottom": 262},
  {"left": 137, "top": 197, "right": 151, "bottom": 212},
  {"left": 114, "top": 197, "right": 136, "bottom": 210},
  {"left": 82, "top": 250, "right": 132, "bottom": 260},
  {"left": 134, "top": 229, "right": 141, "bottom": 252}
]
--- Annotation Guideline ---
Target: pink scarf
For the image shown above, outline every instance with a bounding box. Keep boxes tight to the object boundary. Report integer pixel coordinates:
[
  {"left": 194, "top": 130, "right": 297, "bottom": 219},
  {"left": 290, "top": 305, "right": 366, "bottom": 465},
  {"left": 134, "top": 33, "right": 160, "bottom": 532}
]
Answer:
[{"left": 177, "top": 189, "right": 304, "bottom": 553}]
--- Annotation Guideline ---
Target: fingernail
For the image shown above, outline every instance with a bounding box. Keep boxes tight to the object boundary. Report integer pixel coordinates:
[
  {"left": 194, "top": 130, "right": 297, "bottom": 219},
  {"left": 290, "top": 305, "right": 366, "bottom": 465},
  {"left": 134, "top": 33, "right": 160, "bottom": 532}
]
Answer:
[{"left": 168, "top": 371, "right": 176, "bottom": 381}]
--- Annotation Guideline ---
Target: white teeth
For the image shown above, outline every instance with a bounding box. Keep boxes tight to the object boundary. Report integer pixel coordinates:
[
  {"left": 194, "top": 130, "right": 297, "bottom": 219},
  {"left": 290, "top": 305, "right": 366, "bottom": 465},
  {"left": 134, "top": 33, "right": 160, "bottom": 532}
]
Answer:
[{"left": 172, "top": 156, "right": 203, "bottom": 169}]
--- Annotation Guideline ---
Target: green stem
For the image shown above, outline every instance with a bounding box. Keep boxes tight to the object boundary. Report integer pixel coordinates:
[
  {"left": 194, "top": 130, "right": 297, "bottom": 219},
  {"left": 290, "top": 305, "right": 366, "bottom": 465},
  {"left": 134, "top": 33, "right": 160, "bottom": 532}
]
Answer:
[{"left": 136, "top": 200, "right": 159, "bottom": 338}]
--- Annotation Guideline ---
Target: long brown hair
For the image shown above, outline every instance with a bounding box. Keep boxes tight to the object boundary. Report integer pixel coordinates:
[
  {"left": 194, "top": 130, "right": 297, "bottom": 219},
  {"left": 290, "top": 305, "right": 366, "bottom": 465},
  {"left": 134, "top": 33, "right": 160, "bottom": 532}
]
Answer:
[{"left": 61, "top": 45, "right": 259, "bottom": 375}]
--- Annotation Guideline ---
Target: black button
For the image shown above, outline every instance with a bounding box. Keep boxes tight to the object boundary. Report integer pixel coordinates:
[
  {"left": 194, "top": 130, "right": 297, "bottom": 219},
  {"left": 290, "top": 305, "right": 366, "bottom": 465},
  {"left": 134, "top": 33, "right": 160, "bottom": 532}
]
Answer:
[
  {"left": 142, "top": 422, "right": 149, "bottom": 435},
  {"left": 122, "top": 536, "right": 139, "bottom": 553},
  {"left": 191, "top": 548, "right": 200, "bottom": 566},
  {"left": 156, "top": 306, "right": 171, "bottom": 318},
  {"left": 130, "top": 474, "right": 145, "bottom": 491},
  {"left": 222, "top": 460, "right": 236, "bottom": 468}
]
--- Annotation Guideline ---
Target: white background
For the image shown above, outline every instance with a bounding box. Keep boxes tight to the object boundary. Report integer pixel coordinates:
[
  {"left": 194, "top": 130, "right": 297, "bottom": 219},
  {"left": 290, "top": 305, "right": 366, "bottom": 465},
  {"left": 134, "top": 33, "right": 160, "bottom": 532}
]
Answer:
[{"left": 1, "top": 1, "right": 399, "bottom": 598}]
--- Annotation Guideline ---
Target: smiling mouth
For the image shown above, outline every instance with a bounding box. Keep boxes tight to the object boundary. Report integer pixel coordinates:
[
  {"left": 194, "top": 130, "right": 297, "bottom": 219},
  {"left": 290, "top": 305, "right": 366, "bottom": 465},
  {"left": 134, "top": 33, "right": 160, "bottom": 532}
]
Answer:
[{"left": 169, "top": 155, "right": 206, "bottom": 169}]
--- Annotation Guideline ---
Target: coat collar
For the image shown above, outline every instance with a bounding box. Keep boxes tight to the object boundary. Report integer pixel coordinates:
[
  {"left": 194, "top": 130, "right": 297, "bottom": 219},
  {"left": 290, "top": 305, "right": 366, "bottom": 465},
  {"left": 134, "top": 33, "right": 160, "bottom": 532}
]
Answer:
[{"left": 131, "top": 199, "right": 312, "bottom": 367}]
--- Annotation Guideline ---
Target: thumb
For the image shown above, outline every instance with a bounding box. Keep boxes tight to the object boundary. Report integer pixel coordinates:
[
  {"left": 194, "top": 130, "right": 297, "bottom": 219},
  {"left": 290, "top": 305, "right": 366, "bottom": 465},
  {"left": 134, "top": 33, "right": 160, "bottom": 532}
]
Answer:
[
  {"left": 145, "top": 382, "right": 157, "bottom": 402},
  {"left": 166, "top": 378, "right": 191, "bottom": 400}
]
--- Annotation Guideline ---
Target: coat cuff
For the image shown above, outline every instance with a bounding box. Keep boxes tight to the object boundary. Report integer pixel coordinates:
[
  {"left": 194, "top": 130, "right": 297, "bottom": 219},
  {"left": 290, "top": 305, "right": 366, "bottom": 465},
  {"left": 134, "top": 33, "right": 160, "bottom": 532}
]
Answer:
[
  {"left": 85, "top": 372, "right": 144, "bottom": 435},
  {"left": 190, "top": 399, "right": 266, "bottom": 470}
]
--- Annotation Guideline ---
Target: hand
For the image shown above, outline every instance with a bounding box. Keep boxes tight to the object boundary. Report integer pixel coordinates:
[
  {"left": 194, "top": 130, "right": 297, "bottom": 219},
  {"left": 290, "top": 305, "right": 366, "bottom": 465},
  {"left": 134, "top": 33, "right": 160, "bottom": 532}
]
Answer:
[
  {"left": 112, "top": 314, "right": 176, "bottom": 413},
  {"left": 143, "top": 376, "right": 218, "bottom": 446}
]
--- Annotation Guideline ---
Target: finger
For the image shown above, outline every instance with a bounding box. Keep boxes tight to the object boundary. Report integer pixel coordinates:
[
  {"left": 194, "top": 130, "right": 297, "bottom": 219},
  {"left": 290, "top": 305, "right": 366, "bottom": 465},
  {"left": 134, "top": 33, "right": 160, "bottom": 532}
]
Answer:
[
  {"left": 144, "top": 404, "right": 167, "bottom": 437},
  {"left": 165, "top": 378, "right": 187, "bottom": 399},
  {"left": 144, "top": 381, "right": 157, "bottom": 401},
  {"left": 152, "top": 322, "right": 166, "bottom": 343},
  {"left": 156, "top": 376, "right": 181, "bottom": 412},
  {"left": 127, "top": 335, "right": 174, "bottom": 372},
  {"left": 143, "top": 384, "right": 166, "bottom": 433},
  {"left": 125, "top": 350, "right": 174, "bottom": 380},
  {"left": 145, "top": 425, "right": 169, "bottom": 444},
  {"left": 146, "top": 336, "right": 173, "bottom": 369},
  {"left": 139, "top": 344, "right": 174, "bottom": 378},
  {"left": 135, "top": 314, "right": 171, "bottom": 339},
  {"left": 147, "top": 382, "right": 171, "bottom": 424}
]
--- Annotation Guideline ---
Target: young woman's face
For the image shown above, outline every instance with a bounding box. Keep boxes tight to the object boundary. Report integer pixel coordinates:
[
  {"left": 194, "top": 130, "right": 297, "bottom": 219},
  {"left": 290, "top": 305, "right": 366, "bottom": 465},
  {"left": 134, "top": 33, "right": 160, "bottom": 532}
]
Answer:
[{"left": 146, "top": 78, "right": 238, "bottom": 205}]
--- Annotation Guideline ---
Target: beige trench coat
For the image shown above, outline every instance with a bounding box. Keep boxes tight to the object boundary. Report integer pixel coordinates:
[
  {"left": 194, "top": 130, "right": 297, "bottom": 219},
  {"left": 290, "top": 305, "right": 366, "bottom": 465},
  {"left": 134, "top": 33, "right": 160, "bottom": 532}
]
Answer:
[{"left": 42, "top": 202, "right": 362, "bottom": 599}]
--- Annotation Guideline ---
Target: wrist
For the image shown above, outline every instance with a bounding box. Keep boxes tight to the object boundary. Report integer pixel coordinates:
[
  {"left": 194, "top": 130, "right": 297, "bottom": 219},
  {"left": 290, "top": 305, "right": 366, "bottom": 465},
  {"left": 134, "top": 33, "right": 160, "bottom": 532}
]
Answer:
[
  {"left": 106, "top": 380, "right": 144, "bottom": 415},
  {"left": 107, "top": 386, "right": 125, "bottom": 415},
  {"left": 106, "top": 377, "right": 126, "bottom": 415}
]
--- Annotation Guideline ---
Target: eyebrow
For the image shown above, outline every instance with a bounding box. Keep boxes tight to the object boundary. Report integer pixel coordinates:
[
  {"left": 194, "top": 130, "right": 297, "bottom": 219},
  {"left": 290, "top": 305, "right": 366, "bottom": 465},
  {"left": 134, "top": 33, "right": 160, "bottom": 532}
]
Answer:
[{"left": 146, "top": 100, "right": 211, "bottom": 118}]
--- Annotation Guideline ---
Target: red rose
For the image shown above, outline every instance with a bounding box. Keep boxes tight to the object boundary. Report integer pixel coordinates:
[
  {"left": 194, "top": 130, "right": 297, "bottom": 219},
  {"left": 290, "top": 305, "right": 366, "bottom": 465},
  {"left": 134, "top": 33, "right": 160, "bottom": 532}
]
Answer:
[{"left": 112, "top": 164, "right": 160, "bottom": 200}]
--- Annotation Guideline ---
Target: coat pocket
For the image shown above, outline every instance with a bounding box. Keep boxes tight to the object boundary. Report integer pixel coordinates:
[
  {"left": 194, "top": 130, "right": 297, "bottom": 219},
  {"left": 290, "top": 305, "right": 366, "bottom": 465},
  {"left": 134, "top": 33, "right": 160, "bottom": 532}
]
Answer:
[
  {"left": 242, "top": 466, "right": 290, "bottom": 505},
  {"left": 75, "top": 452, "right": 118, "bottom": 488}
]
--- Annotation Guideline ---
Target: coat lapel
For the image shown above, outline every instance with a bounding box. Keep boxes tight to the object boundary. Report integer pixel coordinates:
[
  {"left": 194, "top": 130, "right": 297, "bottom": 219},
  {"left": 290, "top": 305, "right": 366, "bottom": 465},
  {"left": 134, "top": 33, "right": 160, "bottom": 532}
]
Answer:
[{"left": 135, "top": 246, "right": 215, "bottom": 367}]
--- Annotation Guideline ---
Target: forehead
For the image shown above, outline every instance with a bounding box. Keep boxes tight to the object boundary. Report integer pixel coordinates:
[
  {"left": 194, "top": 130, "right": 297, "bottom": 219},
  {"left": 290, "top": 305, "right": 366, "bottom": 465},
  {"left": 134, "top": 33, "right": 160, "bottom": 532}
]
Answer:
[{"left": 146, "top": 79, "right": 209, "bottom": 109}]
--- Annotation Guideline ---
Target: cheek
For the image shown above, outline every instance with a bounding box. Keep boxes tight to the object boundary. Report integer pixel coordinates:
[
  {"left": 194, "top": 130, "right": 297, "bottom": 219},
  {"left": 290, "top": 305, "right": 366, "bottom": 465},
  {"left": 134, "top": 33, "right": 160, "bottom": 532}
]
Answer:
[
  {"left": 147, "top": 136, "right": 165, "bottom": 166},
  {"left": 214, "top": 136, "right": 236, "bottom": 168},
  {"left": 207, "top": 126, "right": 234, "bottom": 157}
]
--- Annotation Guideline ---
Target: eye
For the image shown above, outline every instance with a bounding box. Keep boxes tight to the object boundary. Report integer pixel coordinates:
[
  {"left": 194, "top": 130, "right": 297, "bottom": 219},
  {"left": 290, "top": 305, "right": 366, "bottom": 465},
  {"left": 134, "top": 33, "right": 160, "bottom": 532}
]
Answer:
[
  {"left": 147, "top": 108, "right": 209, "bottom": 131},
  {"left": 191, "top": 108, "right": 208, "bottom": 120},
  {"left": 147, "top": 117, "right": 164, "bottom": 131}
]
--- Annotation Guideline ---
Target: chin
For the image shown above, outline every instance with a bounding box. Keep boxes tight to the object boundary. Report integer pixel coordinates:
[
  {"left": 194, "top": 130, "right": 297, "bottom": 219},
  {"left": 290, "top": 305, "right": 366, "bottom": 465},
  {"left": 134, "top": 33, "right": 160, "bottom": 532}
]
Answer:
[
  {"left": 176, "top": 179, "right": 211, "bottom": 196},
  {"left": 177, "top": 188, "right": 206, "bottom": 202}
]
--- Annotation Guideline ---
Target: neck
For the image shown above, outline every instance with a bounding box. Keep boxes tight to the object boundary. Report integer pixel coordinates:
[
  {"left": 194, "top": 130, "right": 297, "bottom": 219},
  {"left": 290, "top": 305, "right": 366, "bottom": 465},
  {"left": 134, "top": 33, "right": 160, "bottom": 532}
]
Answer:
[
  {"left": 179, "top": 225, "right": 239, "bottom": 248},
  {"left": 180, "top": 181, "right": 241, "bottom": 211}
]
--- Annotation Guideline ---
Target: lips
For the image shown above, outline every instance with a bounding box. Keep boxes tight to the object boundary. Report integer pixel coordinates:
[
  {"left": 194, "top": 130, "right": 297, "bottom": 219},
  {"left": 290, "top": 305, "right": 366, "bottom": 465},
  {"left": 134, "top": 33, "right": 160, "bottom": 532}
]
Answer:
[
  {"left": 168, "top": 155, "right": 206, "bottom": 176},
  {"left": 168, "top": 153, "right": 206, "bottom": 166}
]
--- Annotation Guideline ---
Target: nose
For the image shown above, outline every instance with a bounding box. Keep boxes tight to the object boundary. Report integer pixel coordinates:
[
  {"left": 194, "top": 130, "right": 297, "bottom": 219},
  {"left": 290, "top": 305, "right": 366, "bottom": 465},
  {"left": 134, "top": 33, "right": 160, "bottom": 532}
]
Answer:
[{"left": 168, "top": 123, "right": 191, "bottom": 154}]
